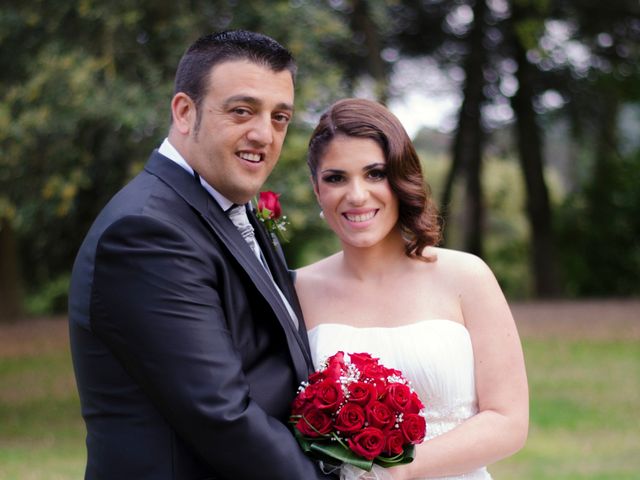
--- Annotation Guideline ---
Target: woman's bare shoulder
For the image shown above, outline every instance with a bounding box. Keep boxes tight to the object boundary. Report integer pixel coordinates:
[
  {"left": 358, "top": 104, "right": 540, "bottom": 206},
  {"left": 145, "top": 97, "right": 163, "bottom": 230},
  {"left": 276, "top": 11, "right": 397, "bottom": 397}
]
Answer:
[
  {"left": 427, "top": 246, "right": 494, "bottom": 283},
  {"left": 295, "top": 251, "right": 343, "bottom": 286}
]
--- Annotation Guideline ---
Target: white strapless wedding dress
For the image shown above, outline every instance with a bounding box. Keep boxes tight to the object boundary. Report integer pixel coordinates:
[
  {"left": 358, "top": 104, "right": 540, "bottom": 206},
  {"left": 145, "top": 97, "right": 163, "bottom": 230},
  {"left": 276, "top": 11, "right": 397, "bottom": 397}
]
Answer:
[{"left": 308, "top": 319, "right": 492, "bottom": 480}]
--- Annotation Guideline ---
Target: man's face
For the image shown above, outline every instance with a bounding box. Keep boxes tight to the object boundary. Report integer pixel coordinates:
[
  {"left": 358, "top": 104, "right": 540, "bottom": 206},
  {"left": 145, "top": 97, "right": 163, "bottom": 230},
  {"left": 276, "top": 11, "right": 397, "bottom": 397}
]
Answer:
[{"left": 182, "top": 60, "right": 295, "bottom": 204}]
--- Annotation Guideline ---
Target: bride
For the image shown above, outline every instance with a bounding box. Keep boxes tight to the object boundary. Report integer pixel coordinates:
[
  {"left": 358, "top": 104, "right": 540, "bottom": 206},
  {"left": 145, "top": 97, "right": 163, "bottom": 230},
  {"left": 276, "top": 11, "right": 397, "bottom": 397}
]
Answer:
[{"left": 295, "top": 98, "right": 529, "bottom": 479}]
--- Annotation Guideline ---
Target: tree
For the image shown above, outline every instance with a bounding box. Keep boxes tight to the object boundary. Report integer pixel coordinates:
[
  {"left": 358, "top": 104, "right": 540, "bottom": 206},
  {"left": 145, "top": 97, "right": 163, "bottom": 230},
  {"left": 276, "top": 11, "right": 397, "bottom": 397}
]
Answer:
[
  {"left": 0, "top": 216, "right": 23, "bottom": 320},
  {"left": 503, "top": 1, "right": 561, "bottom": 297},
  {"left": 0, "top": 0, "right": 350, "bottom": 315},
  {"left": 442, "top": 0, "right": 490, "bottom": 257},
  {"left": 552, "top": 0, "right": 640, "bottom": 295}
]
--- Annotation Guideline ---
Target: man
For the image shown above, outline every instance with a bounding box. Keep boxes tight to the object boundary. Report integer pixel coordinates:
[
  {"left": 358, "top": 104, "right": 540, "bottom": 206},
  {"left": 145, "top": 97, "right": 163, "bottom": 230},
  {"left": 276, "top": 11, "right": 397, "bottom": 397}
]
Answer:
[{"left": 69, "top": 30, "right": 330, "bottom": 479}]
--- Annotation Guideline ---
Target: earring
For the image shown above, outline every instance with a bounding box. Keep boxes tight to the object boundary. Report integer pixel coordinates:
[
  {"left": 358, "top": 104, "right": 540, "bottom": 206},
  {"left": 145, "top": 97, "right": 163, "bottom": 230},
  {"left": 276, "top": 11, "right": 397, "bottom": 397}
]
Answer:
[{"left": 319, "top": 210, "right": 325, "bottom": 220}]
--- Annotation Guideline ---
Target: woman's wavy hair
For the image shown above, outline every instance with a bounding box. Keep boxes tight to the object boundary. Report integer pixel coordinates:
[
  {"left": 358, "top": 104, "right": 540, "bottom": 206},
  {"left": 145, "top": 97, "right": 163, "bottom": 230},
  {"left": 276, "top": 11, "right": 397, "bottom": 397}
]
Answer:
[{"left": 307, "top": 98, "right": 441, "bottom": 260}]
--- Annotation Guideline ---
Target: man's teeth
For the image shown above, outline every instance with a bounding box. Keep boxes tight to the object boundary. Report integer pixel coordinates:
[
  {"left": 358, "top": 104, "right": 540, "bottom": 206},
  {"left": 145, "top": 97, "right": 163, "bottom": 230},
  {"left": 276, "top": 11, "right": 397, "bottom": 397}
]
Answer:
[
  {"left": 345, "top": 211, "right": 376, "bottom": 222},
  {"left": 239, "top": 152, "right": 261, "bottom": 162}
]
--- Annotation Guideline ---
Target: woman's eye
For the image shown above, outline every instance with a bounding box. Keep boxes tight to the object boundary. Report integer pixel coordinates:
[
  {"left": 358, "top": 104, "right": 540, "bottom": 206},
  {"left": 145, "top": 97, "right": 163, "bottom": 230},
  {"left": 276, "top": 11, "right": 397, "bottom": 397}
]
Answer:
[
  {"left": 368, "top": 169, "right": 387, "bottom": 180},
  {"left": 322, "top": 174, "right": 344, "bottom": 184}
]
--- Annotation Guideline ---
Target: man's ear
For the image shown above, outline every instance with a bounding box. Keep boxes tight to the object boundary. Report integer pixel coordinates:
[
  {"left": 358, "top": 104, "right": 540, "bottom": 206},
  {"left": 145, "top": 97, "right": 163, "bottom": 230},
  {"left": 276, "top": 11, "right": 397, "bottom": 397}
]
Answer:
[{"left": 171, "top": 93, "right": 196, "bottom": 135}]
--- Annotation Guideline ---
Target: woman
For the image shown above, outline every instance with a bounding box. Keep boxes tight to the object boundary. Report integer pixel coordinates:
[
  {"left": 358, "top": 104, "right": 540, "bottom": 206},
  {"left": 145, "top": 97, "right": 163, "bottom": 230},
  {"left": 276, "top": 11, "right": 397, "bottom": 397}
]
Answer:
[{"left": 295, "top": 98, "right": 528, "bottom": 479}]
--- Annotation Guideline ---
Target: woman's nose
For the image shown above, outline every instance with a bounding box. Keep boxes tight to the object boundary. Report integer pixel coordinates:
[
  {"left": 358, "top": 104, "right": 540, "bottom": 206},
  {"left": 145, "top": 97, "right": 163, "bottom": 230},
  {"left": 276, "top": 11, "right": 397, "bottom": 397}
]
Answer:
[{"left": 346, "top": 179, "right": 368, "bottom": 205}]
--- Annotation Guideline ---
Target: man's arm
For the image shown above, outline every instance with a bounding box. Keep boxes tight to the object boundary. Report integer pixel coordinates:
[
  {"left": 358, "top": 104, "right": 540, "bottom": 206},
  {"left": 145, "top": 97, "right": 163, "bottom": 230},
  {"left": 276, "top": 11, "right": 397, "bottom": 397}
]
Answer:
[{"left": 91, "top": 214, "right": 328, "bottom": 479}]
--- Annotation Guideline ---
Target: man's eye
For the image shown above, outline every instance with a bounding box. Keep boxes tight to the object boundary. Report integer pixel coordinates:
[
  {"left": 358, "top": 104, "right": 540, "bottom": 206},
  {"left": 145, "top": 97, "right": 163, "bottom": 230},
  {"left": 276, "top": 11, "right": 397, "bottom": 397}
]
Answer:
[
  {"left": 232, "top": 107, "right": 251, "bottom": 116},
  {"left": 273, "top": 113, "right": 291, "bottom": 124}
]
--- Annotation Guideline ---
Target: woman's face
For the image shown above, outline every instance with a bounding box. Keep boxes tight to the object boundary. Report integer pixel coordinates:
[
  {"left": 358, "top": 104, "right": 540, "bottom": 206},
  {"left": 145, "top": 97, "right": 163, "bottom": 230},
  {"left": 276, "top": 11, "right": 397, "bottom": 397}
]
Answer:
[{"left": 314, "top": 135, "right": 400, "bottom": 249}]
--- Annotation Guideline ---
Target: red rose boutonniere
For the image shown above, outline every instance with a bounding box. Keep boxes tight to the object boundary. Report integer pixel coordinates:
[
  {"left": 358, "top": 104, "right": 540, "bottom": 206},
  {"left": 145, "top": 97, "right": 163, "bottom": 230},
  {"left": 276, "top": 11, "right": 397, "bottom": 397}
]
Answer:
[
  {"left": 255, "top": 191, "right": 290, "bottom": 244},
  {"left": 289, "top": 351, "right": 426, "bottom": 473}
]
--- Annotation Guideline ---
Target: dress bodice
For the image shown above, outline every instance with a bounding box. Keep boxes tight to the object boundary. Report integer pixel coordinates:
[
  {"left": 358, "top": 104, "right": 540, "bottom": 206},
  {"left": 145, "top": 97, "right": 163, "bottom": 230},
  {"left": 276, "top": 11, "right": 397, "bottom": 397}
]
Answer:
[{"left": 308, "top": 319, "right": 492, "bottom": 480}]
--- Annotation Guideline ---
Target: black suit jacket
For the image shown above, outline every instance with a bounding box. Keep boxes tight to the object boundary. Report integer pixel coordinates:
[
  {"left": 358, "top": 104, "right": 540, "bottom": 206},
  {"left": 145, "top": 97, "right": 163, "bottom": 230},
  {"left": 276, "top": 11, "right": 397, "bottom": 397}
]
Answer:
[{"left": 68, "top": 151, "right": 328, "bottom": 479}]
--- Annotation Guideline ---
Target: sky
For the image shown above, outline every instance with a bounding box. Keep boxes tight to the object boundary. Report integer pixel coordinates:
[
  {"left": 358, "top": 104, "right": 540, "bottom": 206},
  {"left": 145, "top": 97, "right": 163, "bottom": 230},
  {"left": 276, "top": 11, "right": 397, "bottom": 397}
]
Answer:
[{"left": 382, "top": 57, "right": 462, "bottom": 137}]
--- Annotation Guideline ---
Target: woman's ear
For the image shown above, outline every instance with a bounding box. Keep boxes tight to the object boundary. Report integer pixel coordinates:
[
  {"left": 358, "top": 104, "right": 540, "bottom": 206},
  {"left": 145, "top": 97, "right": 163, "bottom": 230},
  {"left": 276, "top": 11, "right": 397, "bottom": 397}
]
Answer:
[{"left": 311, "top": 175, "right": 321, "bottom": 207}]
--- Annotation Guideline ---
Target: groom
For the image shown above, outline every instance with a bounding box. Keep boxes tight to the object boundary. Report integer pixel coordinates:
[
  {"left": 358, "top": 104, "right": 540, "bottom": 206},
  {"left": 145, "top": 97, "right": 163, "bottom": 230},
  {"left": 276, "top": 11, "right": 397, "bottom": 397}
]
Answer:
[{"left": 69, "top": 30, "right": 330, "bottom": 479}]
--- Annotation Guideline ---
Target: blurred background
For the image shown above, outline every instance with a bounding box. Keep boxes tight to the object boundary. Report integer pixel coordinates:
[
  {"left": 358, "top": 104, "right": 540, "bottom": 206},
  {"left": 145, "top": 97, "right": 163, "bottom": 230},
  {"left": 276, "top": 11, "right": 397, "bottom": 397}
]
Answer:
[{"left": 0, "top": 1, "right": 638, "bottom": 479}]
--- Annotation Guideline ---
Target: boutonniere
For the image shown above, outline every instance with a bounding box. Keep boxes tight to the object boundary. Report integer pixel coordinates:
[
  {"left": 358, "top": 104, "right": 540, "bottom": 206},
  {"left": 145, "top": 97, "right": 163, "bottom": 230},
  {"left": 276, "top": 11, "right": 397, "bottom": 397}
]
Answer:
[{"left": 255, "top": 191, "right": 290, "bottom": 244}]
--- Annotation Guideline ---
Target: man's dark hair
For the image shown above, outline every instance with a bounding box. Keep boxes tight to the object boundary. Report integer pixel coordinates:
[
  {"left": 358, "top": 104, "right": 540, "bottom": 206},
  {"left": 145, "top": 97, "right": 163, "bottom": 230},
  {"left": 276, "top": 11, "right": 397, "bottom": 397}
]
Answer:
[{"left": 173, "top": 30, "right": 297, "bottom": 132}]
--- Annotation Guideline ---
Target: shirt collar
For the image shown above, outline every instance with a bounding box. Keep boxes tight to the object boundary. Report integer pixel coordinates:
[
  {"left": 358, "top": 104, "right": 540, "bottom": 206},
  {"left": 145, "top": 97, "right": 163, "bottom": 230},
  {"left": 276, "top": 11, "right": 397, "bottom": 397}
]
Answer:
[{"left": 159, "top": 138, "right": 236, "bottom": 212}]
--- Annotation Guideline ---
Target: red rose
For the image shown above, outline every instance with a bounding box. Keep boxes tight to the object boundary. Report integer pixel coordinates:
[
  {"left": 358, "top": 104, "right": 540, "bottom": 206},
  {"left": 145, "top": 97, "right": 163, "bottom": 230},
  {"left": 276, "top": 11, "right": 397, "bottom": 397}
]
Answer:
[
  {"left": 312, "top": 378, "right": 344, "bottom": 412},
  {"left": 324, "top": 351, "right": 346, "bottom": 381},
  {"left": 359, "top": 362, "right": 387, "bottom": 380},
  {"left": 349, "top": 352, "right": 376, "bottom": 369},
  {"left": 383, "top": 383, "right": 415, "bottom": 413},
  {"left": 366, "top": 401, "right": 395, "bottom": 431},
  {"left": 347, "top": 381, "right": 377, "bottom": 407},
  {"left": 334, "top": 402, "right": 366, "bottom": 434},
  {"left": 400, "top": 413, "right": 426, "bottom": 444},
  {"left": 257, "top": 191, "right": 282, "bottom": 219},
  {"left": 359, "top": 364, "right": 393, "bottom": 396},
  {"left": 308, "top": 370, "right": 326, "bottom": 384},
  {"left": 408, "top": 391, "right": 425, "bottom": 413},
  {"left": 347, "top": 427, "right": 386, "bottom": 460},
  {"left": 291, "top": 387, "right": 313, "bottom": 415},
  {"left": 384, "top": 428, "right": 405, "bottom": 456},
  {"left": 296, "top": 409, "right": 333, "bottom": 437}
]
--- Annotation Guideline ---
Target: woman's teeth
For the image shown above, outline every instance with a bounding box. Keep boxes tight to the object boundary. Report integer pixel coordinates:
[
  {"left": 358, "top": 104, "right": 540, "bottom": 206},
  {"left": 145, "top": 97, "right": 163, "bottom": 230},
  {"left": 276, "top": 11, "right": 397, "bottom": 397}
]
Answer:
[{"left": 345, "top": 211, "right": 376, "bottom": 222}]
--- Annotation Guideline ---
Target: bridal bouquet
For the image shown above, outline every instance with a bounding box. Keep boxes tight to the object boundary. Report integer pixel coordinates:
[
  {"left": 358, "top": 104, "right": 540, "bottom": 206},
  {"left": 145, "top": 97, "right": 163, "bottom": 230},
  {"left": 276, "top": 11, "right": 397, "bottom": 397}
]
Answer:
[{"left": 289, "top": 351, "right": 426, "bottom": 474}]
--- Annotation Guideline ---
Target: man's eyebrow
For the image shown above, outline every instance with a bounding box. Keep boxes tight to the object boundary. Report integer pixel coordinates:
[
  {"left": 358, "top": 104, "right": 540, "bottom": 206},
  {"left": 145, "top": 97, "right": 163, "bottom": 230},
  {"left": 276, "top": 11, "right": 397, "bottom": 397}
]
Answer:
[{"left": 223, "top": 95, "right": 294, "bottom": 112}]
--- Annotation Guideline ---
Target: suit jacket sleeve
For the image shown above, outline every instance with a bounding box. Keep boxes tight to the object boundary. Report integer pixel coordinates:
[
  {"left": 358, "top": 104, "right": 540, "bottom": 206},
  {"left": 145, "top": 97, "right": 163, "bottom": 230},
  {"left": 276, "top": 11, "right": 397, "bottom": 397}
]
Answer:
[{"left": 90, "top": 214, "right": 327, "bottom": 479}]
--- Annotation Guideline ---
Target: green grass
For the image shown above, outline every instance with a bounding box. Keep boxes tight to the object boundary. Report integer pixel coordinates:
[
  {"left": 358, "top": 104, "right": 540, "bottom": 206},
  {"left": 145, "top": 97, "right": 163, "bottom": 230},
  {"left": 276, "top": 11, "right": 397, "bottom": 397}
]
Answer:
[
  {"left": 491, "top": 339, "right": 640, "bottom": 479},
  {"left": 0, "top": 330, "right": 638, "bottom": 479},
  {"left": 0, "top": 350, "right": 85, "bottom": 480}
]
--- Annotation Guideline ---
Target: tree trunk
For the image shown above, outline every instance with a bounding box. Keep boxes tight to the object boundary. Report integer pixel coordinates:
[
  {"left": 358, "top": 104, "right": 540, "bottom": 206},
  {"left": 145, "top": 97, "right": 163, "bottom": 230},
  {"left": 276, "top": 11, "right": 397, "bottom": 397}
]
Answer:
[
  {"left": 0, "top": 218, "right": 24, "bottom": 321},
  {"left": 350, "top": 0, "right": 389, "bottom": 103},
  {"left": 510, "top": 40, "right": 560, "bottom": 297},
  {"left": 442, "top": 0, "right": 487, "bottom": 256}
]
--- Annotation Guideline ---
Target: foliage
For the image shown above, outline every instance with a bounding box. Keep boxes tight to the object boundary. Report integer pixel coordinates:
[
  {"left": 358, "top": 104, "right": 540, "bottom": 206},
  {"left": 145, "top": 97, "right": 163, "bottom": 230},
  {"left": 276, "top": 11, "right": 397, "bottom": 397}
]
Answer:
[
  {"left": 25, "top": 274, "right": 71, "bottom": 316},
  {"left": 1, "top": 0, "right": 640, "bottom": 313},
  {"left": 0, "top": 0, "right": 349, "bottom": 299},
  {"left": 556, "top": 148, "right": 640, "bottom": 296}
]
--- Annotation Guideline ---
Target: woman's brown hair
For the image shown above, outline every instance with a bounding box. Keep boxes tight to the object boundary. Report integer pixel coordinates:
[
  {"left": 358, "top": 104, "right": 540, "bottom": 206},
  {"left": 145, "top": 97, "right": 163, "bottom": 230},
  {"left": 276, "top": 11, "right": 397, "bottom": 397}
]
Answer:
[{"left": 307, "top": 98, "right": 441, "bottom": 260}]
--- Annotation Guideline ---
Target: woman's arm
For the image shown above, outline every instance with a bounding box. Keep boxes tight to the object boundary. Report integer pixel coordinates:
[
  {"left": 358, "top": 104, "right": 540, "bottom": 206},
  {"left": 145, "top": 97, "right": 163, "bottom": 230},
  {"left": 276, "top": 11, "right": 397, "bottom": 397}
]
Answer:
[{"left": 390, "top": 252, "right": 529, "bottom": 479}]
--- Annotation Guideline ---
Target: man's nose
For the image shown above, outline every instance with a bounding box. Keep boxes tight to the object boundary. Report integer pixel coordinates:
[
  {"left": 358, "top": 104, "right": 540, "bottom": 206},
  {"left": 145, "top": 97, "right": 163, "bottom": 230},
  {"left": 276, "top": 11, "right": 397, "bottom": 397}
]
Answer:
[{"left": 246, "top": 115, "right": 273, "bottom": 146}]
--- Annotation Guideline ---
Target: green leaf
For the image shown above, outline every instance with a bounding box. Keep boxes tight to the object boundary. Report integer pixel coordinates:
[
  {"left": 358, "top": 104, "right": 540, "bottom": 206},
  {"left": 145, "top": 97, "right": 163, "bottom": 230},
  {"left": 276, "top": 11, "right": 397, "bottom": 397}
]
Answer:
[
  {"left": 292, "top": 426, "right": 313, "bottom": 454},
  {"left": 374, "top": 444, "right": 416, "bottom": 468},
  {"left": 310, "top": 442, "right": 374, "bottom": 471}
]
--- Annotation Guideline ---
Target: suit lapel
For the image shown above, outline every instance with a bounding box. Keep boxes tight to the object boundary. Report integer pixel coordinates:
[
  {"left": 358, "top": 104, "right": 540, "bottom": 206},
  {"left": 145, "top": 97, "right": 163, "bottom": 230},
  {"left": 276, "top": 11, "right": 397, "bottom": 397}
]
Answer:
[
  {"left": 144, "top": 151, "right": 313, "bottom": 379},
  {"left": 249, "top": 211, "right": 303, "bottom": 320},
  {"left": 250, "top": 213, "right": 314, "bottom": 367}
]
